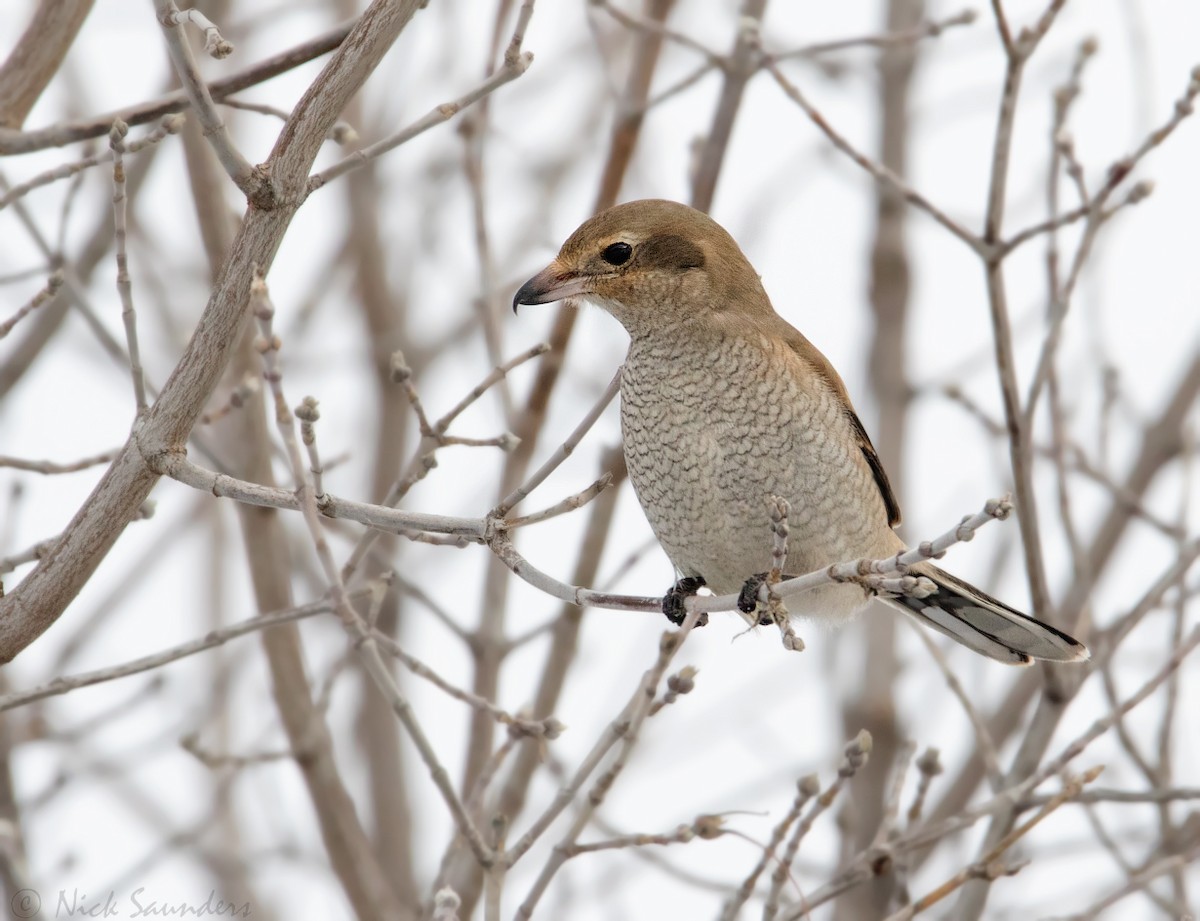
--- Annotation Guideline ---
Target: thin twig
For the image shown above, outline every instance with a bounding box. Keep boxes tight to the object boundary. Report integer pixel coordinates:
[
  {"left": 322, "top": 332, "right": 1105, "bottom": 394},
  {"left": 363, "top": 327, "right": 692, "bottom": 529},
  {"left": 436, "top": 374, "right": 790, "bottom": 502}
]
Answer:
[
  {"left": 759, "top": 774, "right": 821, "bottom": 921},
  {"left": 0, "top": 594, "right": 346, "bottom": 712},
  {"left": 908, "top": 624, "right": 1004, "bottom": 789},
  {"left": 491, "top": 367, "right": 622, "bottom": 517},
  {"left": 371, "top": 629, "right": 562, "bottom": 740},
  {"left": 337, "top": 343, "right": 548, "bottom": 584},
  {"left": 1049, "top": 842, "right": 1200, "bottom": 921},
  {"left": 502, "top": 474, "right": 613, "bottom": 529},
  {"left": 511, "top": 613, "right": 703, "bottom": 917},
  {"left": 0, "top": 21, "right": 354, "bottom": 155},
  {"left": 251, "top": 272, "right": 495, "bottom": 869},
  {"left": 564, "top": 814, "right": 726, "bottom": 857},
  {"left": 0, "top": 271, "right": 64, "bottom": 339},
  {"left": 881, "top": 768, "right": 1101, "bottom": 921},
  {"left": 768, "top": 732, "right": 875, "bottom": 921},
  {"left": 0, "top": 115, "right": 185, "bottom": 213},
  {"left": 1023, "top": 65, "right": 1200, "bottom": 418},
  {"left": 690, "top": 0, "right": 769, "bottom": 212},
  {"left": 773, "top": 8, "right": 978, "bottom": 59},
  {"left": 436, "top": 342, "right": 549, "bottom": 434},
  {"left": 762, "top": 55, "right": 985, "bottom": 255},
  {"left": 152, "top": 0, "right": 260, "bottom": 199},
  {"left": 221, "top": 97, "right": 357, "bottom": 143},
  {"left": 308, "top": 42, "right": 534, "bottom": 192},
  {"left": 974, "top": 1, "right": 1066, "bottom": 637},
  {"left": 0, "top": 449, "right": 117, "bottom": 474},
  {"left": 109, "top": 120, "right": 147, "bottom": 413}
]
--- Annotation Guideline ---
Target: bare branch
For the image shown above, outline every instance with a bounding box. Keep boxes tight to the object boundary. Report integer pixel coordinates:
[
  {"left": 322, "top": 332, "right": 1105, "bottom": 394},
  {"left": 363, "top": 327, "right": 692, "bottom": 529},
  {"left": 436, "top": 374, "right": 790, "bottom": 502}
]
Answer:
[
  {"left": 151, "top": 0, "right": 260, "bottom": 199},
  {"left": 0, "top": 449, "right": 117, "bottom": 474},
  {"left": 762, "top": 56, "right": 985, "bottom": 255},
  {"left": 0, "top": 0, "right": 95, "bottom": 129},
  {"left": 0, "top": 0, "right": 429, "bottom": 663},
  {"left": 0, "top": 21, "right": 354, "bottom": 155},
  {"left": 0, "top": 593, "right": 342, "bottom": 712},
  {"left": 109, "top": 119, "right": 148, "bottom": 414},
  {"left": 0, "top": 270, "right": 63, "bottom": 340},
  {"left": 308, "top": 7, "right": 536, "bottom": 194},
  {"left": 491, "top": 366, "right": 621, "bottom": 517},
  {"left": 0, "top": 115, "right": 184, "bottom": 213},
  {"left": 249, "top": 270, "right": 494, "bottom": 868},
  {"left": 774, "top": 8, "right": 977, "bottom": 59}
]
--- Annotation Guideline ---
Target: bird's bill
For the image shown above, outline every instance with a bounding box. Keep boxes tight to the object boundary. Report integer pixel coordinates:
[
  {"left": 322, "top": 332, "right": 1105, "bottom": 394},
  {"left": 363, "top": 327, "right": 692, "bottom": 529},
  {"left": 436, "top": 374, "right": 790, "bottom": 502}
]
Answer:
[{"left": 512, "top": 263, "right": 590, "bottom": 313}]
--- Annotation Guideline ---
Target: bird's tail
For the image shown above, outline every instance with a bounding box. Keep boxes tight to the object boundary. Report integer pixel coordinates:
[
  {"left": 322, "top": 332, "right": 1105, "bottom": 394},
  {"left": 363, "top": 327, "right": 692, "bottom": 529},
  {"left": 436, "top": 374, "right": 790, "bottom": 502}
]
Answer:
[{"left": 884, "top": 564, "right": 1089, "bottom": 666}]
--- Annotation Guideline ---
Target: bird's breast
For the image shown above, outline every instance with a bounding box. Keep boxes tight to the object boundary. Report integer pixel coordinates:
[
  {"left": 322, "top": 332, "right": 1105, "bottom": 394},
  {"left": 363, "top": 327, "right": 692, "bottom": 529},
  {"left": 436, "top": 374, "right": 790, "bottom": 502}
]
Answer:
[{"left": 619, "top": 331, "right": 888, "bottom": 597}]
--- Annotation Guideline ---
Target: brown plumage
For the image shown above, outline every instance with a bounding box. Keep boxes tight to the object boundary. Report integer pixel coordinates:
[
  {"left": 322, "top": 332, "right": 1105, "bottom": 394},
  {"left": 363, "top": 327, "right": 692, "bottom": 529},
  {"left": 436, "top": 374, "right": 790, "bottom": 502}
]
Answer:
[{"left": 514, "top": 199, "right": 1087, "bottom": 665}]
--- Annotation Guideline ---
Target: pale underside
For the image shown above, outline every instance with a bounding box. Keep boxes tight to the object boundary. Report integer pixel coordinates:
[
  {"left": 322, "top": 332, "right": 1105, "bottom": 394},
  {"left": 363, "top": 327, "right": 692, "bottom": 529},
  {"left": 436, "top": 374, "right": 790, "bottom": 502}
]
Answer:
[{"left": 619, "top": 323, "right": 901, "bottom": 623}]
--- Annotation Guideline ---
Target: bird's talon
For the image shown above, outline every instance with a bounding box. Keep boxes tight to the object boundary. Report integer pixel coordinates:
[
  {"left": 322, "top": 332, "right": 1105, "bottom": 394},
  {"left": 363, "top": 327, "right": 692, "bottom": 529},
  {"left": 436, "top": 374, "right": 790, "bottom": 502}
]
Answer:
[
  {"left": 662, "top": 576, "right": 706, "bottom": 627},
  {"left": 737, "top": 573, "right": 768, "bottom": 615}
]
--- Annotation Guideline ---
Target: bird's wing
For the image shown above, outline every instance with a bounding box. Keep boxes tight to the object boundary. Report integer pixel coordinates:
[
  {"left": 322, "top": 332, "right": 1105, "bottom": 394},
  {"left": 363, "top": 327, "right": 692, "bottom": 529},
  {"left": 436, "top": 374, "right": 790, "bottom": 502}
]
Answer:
[
  {"left": 772, "top": 319, "right": 903, "bottom": 528},
  {"left": 843, "top": 407, "right": 902, "bottom": 528}
]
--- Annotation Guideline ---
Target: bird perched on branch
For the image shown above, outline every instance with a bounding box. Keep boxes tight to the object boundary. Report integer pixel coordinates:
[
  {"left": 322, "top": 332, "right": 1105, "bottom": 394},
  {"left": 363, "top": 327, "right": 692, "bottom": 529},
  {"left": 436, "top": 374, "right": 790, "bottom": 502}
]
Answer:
[{"left": 514, "top": 199, "right": 1087, "bottom": 665}]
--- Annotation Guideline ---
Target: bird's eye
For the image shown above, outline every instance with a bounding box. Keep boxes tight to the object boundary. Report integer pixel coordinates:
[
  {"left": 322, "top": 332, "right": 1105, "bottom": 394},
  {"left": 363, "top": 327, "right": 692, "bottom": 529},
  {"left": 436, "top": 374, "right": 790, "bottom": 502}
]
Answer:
[{"left": 601, "top": 242, "right": 633, "bottom": 266}]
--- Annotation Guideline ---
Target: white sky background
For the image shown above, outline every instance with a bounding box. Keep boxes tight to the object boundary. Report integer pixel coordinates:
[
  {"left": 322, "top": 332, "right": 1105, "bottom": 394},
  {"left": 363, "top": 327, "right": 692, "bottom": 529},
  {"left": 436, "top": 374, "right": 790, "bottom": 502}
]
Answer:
[{"left": 1, "top": 1, "right": 1198, "bottom": 918}]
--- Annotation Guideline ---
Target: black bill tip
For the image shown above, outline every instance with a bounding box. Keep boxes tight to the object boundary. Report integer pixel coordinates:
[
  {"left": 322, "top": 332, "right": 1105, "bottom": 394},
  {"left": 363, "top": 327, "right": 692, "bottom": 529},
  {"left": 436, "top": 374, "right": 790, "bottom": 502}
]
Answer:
[{"left": 513, "top": 264, "right": 586, "bottom": 314}]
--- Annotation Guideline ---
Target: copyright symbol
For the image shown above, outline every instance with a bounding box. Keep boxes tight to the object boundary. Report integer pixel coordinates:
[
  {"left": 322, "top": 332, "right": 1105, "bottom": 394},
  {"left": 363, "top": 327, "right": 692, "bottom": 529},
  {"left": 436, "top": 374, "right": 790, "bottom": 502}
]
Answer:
[{"left": 11, "top": 888, "right": 40, "bottom": 918}]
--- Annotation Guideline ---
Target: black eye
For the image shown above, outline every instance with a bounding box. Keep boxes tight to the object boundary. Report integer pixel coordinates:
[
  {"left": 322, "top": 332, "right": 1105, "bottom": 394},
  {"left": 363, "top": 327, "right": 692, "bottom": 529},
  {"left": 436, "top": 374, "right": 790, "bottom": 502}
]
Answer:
[{"left": 602, "top": 242, "right": 633, "bottom": 266}]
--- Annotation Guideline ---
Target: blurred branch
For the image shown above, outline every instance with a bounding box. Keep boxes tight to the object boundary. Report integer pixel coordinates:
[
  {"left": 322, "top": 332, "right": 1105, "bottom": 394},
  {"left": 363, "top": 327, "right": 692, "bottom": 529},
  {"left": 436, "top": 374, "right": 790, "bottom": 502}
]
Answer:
[
  {"left": 0, "top": 0, "right": 95, "bottom": 130},
  {"left": 0, "top": 20, "right": 354, "bottom": 155},
  {"left": 1049, "top": 842, "right": 1200, "bottom": 920},
  {"left": 492, "top": 366, "right": 621, "bottom": 517},
  {"left": 747, "top": 733, "right": 872, "bottom": 921},
  {"left": 308, "top": 36, "right": 534, "bottom": 191},
  {"left": 1023, "top": 67, "right": 1199, "bottom": 420},
  {"left": 454, "top": 5, "right": 677, "bottom": 882},
  {"left": 108, "top": 120, "right": 148, "bottom": 413},
  {"left": 511, "top": 613, "right": 704, "bottom": 917},
  {"left": 0, "top": 114, "right": 184, "bottom": 212},
  {"left": 838, "top": 1, "right": 923, "bottom": 912},
  {"left": 0, "top": 0, "right": 431, "bottom": 663},
  {"left": 773, "top": 8, "right": 977, "bottom": 58},
  {"left": 0, "top": 271, "right": 63, "bottom": 339},
  {"left": 690, "top": 0, "right": 768, "bottom": 212},
  {"left": 0, "top": 594, "right": 347, "bottom": 712},
  {"left": 883, "top": 768, "right": 1100, "bottom": 921},
  {"left": 0, "top": 448, "right": 116, "bottom": 474},
  {"left": 762, "top": 56, "right": 984, "bottom": 253}
]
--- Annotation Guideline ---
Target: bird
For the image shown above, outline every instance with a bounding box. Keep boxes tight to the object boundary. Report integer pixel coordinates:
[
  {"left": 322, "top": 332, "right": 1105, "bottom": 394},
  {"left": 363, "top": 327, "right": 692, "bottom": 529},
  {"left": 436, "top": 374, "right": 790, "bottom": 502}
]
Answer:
[{"left": 513, "top": 199, "right": 1087, "bottom": 666}]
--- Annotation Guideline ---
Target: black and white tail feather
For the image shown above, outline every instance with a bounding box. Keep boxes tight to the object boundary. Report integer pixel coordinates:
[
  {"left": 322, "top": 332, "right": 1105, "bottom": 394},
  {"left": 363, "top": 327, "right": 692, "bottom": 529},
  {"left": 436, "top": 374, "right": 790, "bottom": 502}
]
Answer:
[{"left": 885, "top": 563, "right": 1089, "bottom": 666}]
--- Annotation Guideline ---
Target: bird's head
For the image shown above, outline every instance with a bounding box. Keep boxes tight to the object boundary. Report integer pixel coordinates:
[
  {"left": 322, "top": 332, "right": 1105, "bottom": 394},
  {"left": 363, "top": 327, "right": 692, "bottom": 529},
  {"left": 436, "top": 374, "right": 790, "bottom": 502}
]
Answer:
[{"left": 513, "top": 199, "right": 769, "bottom": 335}]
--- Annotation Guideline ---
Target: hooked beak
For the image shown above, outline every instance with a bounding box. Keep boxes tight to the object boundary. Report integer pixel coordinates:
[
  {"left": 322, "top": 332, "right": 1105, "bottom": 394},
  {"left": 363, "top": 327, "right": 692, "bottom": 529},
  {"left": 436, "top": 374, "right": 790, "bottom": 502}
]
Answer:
[{"left": 512, "top": 263, "right": 591, "bottom": 314}]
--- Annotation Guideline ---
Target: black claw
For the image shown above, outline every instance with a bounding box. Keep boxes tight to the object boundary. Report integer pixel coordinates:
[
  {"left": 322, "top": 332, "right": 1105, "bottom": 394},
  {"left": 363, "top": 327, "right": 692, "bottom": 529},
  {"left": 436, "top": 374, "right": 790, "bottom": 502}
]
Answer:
[
  {"left": 738, "top": 573, "right": 768, "bottom": 616},
  {"left": 662, "top": 576, "right": 707, "bottom": 627},
  {"left": 741, "top": 573, "right": 801, "bottom": 625}
]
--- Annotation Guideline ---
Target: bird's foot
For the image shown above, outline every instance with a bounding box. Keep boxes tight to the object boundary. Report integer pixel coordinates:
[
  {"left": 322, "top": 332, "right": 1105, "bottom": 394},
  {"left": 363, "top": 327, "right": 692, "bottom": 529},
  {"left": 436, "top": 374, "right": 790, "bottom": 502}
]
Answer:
[
  {"left": 662, "top": 576, "right": 709, "bottom": 627},
  {"left": 737, "top": 573, "right": 775, "bottom": 626}
]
